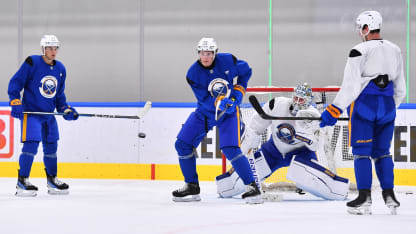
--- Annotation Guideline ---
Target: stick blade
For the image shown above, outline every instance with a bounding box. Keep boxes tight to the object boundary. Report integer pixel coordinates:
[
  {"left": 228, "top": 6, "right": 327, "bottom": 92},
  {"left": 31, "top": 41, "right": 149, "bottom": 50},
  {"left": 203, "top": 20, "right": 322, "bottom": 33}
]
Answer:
[{"left": 138, "top": 101, "right": 152, "bottom": 119}]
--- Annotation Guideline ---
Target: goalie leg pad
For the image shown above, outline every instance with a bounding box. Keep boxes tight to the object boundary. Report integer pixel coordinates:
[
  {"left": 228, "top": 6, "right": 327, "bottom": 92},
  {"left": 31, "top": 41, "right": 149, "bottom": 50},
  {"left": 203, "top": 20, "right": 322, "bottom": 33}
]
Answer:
[
  {"left": 252, "top": 150, "right": 272, "bottom": 180},
  {"left": 216, "top": 168, "right": 245, "bottom": 198},
  {"left": 287, "top": 155, "right": 349, "bottom": 200},
  {"left": 216, "top": 150, "right": 273, "bottom": 198}
]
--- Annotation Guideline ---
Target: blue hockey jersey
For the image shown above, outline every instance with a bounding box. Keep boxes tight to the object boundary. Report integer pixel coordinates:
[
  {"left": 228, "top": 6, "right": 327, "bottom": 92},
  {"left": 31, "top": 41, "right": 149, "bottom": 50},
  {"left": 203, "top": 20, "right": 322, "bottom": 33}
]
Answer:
[
  {"left": 8, "top": 55, "right": 68, "bottom": 112},
  {"left": 186, "top": 53, "right": 252, "bottom": 119}
]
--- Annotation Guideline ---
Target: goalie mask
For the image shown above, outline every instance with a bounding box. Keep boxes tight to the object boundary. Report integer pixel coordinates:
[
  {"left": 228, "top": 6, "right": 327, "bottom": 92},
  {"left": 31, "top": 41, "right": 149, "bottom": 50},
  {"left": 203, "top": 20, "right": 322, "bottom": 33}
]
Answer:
[
  {"left": 40, "top": 35, "right": 60, "bottom": 55},
  {"left": 291, "top": 83, "right": 313, "bottom": 115}
]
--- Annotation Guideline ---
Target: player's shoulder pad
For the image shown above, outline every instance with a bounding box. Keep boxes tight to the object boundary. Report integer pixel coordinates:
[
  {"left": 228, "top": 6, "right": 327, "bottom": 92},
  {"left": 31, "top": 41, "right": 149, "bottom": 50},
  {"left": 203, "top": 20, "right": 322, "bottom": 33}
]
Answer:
[
  {"left": 24, "top": 56, "right": 33, "bottom": 66},
  {"left": 231, "top": 54, "right": 237, "bottom": 65},
  {"left": 348, "top": 49, "right": 362, "bottom": 58},
  {"left": 216, "top": 53, "right": 236, "bottom": 65},
  {"left": 186, "top": 77, "right": 195, "bottom": 85}
]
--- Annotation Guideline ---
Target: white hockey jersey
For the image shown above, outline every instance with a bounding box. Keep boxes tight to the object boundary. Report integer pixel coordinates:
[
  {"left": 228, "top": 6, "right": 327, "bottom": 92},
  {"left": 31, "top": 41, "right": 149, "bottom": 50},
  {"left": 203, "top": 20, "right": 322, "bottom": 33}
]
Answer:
[
  {"left": 333, "top": 39, "right": 406, "bottom": 110},
  {"left": 249, "top": 97, "right": 321, "bottom": 156}
]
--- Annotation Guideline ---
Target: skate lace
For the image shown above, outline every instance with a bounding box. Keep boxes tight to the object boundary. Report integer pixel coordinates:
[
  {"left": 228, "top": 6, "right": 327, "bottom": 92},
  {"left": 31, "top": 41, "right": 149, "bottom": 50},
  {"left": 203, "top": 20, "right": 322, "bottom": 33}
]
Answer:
[
  {"left": 52, "top": 177, "right": 64, "bottom": 186},
  {"left": 23, "top": 178, "right": 34, "bottom": 186},
  {"left": 176, "top": 184, "right": 189, "bottom": 193}
]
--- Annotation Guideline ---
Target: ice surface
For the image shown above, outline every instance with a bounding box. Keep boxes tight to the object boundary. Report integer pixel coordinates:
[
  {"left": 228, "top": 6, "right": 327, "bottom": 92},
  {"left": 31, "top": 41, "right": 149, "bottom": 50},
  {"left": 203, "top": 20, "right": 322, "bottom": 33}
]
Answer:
[{"left": 0, "top": 178, "right": 415, "bottom": 234}]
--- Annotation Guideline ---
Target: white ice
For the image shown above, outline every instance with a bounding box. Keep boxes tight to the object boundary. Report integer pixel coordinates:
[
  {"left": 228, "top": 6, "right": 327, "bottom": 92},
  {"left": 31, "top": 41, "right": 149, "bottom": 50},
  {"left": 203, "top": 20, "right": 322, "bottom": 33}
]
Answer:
[{"left": 1, "top": 178, "right": 415, "bottom": 234}]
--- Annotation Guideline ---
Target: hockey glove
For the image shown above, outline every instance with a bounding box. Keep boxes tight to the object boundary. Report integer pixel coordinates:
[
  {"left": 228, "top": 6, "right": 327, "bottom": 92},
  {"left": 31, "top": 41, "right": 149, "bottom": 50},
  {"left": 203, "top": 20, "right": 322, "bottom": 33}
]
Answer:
[
  {"left": 10, "top": 99, "right": 23, "bottom": 119},
  {"left": 62, "top": 106, "right": 79, "bottom": 121},
  {"left": 219, "top": 97, "right": 236, "bottom": 114},
  {"left": 320, "top": 104, "right": 342, "bottom": 128},
  {"left": 230, "top": 85, "right": 245, "bottom": 106}
]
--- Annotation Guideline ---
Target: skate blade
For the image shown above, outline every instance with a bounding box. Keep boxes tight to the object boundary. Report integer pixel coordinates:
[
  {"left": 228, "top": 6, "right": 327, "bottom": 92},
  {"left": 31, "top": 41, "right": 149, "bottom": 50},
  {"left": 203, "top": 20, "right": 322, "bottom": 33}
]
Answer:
[
  {"left": 172, "top": 195, "right": 201, "bottom": 202},
  {"left": 244, "top": 195, "right": 264, "bottom": 204},
  {"left": 387, "top": 205, "right": 398, "bottom": 215},
  {"left": 262, "top": 193, "right": 283, "bottom": 202},
  {"left": 347, "top": 206, "right": 372, "bottom": 215},
  {"left": 15, "top": 189, "right": 37, "bottom": 197},
  {"left": 48, "top": 188, "right": 69, "bottom": 195}
]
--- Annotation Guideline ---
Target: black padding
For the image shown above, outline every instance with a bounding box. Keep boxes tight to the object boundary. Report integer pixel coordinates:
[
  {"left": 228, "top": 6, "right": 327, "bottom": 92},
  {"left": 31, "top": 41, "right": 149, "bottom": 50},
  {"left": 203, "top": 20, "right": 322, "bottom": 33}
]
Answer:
[
  {"left": 231, "top": 54, "right": 237, "bottom": 65},
  {"left": 349, "top": 49, "right": 362, "bottom": 57},
  {"left": 372, "top": 74, "right": 389, "bottom": 88},
  {"left": 25, "top": 56, "right": 33, "bottom": 66},
  {"left": 269, "top": 98, "right": 275, "bottom": 110},
  {"left": 186, "top": 77, "right": 195, "bottom": 85}
]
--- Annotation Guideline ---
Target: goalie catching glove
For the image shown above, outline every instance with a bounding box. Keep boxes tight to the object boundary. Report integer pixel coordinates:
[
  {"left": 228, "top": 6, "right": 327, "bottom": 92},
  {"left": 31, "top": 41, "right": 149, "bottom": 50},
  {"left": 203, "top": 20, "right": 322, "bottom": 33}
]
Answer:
[
  {"left": 296, "top": 109, "right": 321, "bottom": 132},
  {"left": 240, "top": 127, "right": 261, "bottom": 155}
]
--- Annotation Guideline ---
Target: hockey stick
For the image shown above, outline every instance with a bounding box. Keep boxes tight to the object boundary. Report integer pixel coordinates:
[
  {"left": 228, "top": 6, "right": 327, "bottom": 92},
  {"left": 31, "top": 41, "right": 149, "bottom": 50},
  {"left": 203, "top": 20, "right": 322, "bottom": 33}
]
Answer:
[
  {"left": 248, "top": 95, "right": 349, "bottom": 121},
  {"left": 24, "top": 101, "right": 152, "bottom": 120}
]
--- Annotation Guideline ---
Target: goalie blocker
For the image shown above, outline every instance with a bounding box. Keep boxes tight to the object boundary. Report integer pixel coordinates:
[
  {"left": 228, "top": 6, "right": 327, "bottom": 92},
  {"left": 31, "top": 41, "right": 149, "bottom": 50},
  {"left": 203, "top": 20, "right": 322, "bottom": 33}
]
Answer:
[{"left": 216, "top": 152, "right": 349, "bottom": 200}]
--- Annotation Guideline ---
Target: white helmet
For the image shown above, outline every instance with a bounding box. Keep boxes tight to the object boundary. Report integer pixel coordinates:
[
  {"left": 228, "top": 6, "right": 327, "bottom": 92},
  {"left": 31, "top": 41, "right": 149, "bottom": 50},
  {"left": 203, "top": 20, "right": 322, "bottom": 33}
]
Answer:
[
  {"left": 40, "top": 35, "right": 60, "bottom": 55},
  {"left": 356, "top": 11, "right": 382, "bottom": 37},
  {"left": 197, "top": 37, "right": 218, "bottom": 57},
  {"left": 291, "top": 83, "right": 313, "bottom": 115}
]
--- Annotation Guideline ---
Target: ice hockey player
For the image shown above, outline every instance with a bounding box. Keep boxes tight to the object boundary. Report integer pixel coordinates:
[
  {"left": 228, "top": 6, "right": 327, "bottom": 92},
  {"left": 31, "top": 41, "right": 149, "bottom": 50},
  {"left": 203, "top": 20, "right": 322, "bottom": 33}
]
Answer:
[
  {"left": 319, "top": 11, "right": 406, "bottom": 215},
  {"left": 216, "top": 83, "right": 349, "bottom": 201},
  {"left": 8, "top": 35, "right": 79, "bottom": 197},
  {"left": 172, "top": 37, "right": 263, "bottom": 204}
]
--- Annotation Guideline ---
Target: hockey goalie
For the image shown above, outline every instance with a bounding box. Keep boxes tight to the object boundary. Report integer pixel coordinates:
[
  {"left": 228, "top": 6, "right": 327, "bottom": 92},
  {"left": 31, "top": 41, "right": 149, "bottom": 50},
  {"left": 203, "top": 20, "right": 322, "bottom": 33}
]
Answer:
[{"left": 216, "top": 83, "right": 349, "bottom": 200}]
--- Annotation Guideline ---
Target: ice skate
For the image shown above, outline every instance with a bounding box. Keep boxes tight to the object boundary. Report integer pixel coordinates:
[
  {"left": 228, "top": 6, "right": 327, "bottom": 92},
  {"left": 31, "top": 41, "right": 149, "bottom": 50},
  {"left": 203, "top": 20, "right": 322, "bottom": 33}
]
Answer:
[
  {"left": 16, "top": 174, "right": 38, "bottom": 197},
  {"left": 45, "top": 169, "right": 69, "bottom": 195},
  {"left": 382, "top": 189, "right": 400, "bottom": 215},
  {"left": 242, "top": 182, "right": 263, "bottom": 204},
  {"left": 347, "top": 189, "right": 372, "bottom": 215},
  {"left": 172, "top": 182, "right": 201, "bottom": 202}
]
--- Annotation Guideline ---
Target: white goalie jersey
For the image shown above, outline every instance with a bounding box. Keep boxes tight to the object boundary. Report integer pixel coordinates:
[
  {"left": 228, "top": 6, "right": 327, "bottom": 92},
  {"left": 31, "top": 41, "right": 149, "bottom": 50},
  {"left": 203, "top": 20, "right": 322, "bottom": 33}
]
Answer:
[{"left": 246, "top": 97, "right": 321, "bottom": 155}]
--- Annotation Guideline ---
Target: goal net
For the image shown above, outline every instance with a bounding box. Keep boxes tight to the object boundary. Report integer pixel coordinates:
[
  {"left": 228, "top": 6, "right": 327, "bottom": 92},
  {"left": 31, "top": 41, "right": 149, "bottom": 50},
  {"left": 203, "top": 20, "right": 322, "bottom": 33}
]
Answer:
[{"left": 237, "top": 86, "right": 367, "bottom": 191}]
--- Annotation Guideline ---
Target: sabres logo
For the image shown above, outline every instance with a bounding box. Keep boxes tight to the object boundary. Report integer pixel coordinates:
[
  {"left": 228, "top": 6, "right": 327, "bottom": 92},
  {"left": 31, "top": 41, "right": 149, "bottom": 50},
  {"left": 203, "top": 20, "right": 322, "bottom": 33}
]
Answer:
[
  {"left": 276, "top": 123, "right": 312, "bottom": 145},
  {"left": 276, "top": 123, "right": 296, "bottom": 144},
  {"left": 39, "top": 76, "right": 58, "bottom": 98},
  {"left": 208, "top": 78, "right": 230, "bottom": 98}
]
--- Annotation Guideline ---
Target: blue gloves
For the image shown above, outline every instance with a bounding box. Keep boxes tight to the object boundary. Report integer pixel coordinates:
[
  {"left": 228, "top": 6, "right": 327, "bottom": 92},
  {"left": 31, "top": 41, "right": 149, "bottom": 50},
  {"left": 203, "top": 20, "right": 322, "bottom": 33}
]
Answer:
[
  {"left": 10, "top": 99, "right": 23, "bottom": 119},
  {"left": 218, "top": 85, "right": 245, "bottom": 115},
  {"left": 59, "top": 105, "right": 79, "bottom": 121},
  {"left": 219, "top": 97, "right": 236, "bottom": 114},
  {"left": 320, "top": 104, "right": 342, "bottom": 128}
]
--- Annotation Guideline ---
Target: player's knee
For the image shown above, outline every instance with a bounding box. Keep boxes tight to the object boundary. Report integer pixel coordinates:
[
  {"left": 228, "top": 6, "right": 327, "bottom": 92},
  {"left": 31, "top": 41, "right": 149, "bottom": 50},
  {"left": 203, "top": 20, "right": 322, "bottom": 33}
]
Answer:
[
  {"left": 43, "top": 141, "right": 58, "bottom": 155},
  {"left": 175, "top": 139, "right": 193, "bottom": 156},
  {"left": 352, "top": 146, "right": 372, "bottom": 156},
  {"left": 22, "top": 141, "right": 40, "bottom": 155}
]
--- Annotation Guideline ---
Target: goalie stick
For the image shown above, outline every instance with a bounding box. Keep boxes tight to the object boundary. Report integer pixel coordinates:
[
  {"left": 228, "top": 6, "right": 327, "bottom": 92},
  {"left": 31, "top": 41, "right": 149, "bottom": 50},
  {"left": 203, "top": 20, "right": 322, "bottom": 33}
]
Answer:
[
  {"left": 249, "top": 95, "right": 349, "bottom": 121},
  {"left": 24, "top": 101, "right": 152, "bottom": 120}
]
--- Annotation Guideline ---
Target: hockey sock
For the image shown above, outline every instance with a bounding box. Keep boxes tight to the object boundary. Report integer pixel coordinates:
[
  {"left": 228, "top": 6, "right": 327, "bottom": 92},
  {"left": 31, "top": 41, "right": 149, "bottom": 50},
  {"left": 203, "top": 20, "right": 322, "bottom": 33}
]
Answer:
[
  {"left": 43, "top": 142, "right": 58, "bottom": 176},
  {"left": 178, "top": 153, "right": 198, "bottom": 183},
  {"left": 19, "top": 141, "right": 39, "bottom": 177},
  {"left": 175, "top": 139, "right": 198, "bottom": 183},
  {"left": 374, "top": 155, "right": 394, "bottom": 190},
  {"left": 354, "top": 155, "right": 372, "bottom": 190},
  {"left": 223, "top": 147, "right": 254, "bottom": 185},
  {"left": 44, "top": 156, "right": 57, "bottom": 176}
]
